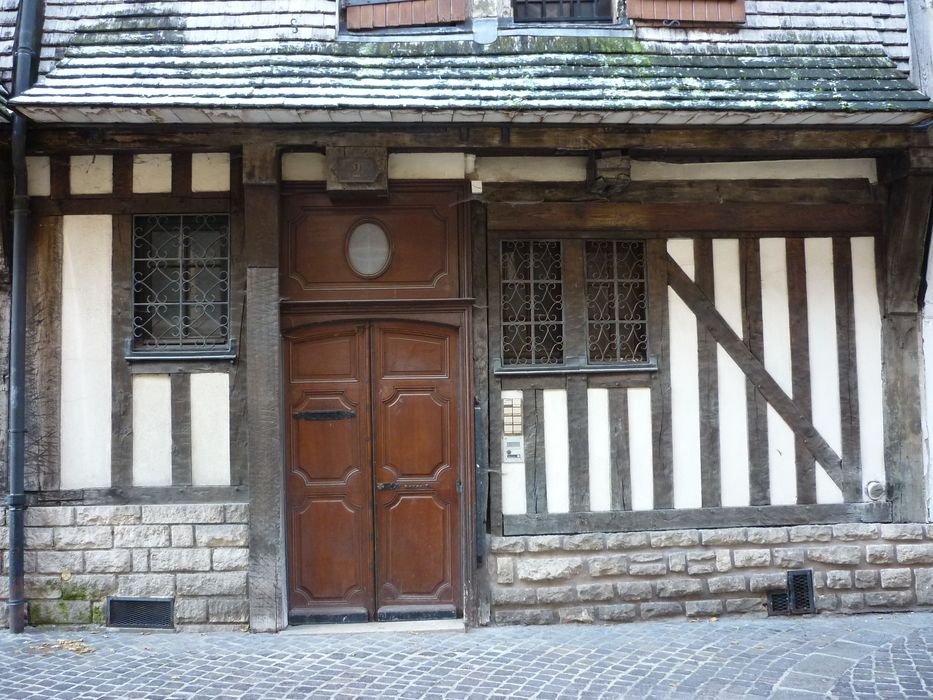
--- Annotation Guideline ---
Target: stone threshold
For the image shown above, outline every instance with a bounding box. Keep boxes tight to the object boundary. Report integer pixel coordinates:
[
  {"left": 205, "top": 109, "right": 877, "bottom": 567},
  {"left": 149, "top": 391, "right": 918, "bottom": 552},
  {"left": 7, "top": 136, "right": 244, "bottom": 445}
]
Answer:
[{"left": 280, "top": 618, "right": 466, "bottom": 635}]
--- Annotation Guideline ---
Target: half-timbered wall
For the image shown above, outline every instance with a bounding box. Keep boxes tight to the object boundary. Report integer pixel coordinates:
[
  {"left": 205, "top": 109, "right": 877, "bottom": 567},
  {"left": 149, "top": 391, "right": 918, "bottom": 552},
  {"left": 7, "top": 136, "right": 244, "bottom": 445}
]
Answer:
[
  {"left": 23, "top": 151, "right": 245, "bottom": 500},
  {"left": 488, "top": 229, "right": 887, "bottom": 535}
]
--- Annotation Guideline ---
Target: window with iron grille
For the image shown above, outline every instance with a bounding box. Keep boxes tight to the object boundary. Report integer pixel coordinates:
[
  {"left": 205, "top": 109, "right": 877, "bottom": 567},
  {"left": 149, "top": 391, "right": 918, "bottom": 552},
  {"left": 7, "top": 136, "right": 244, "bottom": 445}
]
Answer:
[
  {"left": 585, "top": 240, "right": 648, "bottom": 363},
  {"left": 512, "top": 0, "right": 613, "bottom": 22},
  {"left": 499, "top": 238, "right": 649, "bottom": 370},
  {"left": 131, "top": 214, "right": 230, "bottom": 356}
]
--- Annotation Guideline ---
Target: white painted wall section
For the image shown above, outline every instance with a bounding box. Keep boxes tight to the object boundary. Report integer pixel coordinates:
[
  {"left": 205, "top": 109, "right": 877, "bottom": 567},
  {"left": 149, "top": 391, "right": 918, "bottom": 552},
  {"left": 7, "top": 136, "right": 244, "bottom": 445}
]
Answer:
[
  {"left": 543, "top": 389, "right": 570, "bottom": 513},
  {"left": 500, "top": 390, "right": 528, "bottom": 516},
  {"left": 191, "top": 153, "right": 231, "bottom": 192},
  {"left": 70, "top": 155, "right": 113, "bottom": 195},
  {"left": 472, "top": 157, "right": 588, "bottom": 182},
  {"left": 627, "top": 387, "right": 654, "bottom": 511},
  {"left": 759, "top": 238, "right": 797, "bottom": 505},
  {"left": 190, "top": 373, "right": 232, "bottom": 486},
  {"left": 630, "top": 159, "right": 877, "bottom": 183},
  {"left": 60, "top": 215, "right": 113, "bottom": 489},
  {"left": 388, "top": 153, "right": 469, "bottom": 179},
  {"left": 587, "top": 388, "right": 612, "bottom": 512},
  {"left": 132, "top": 374, "right": 173, "bottom": 487},
  {"left": 281, "top": 152, "right": 327, "bottom": 181},
  {"left": 805, "top": 238, "right": 844, "bottom": 504},
  {"left": 26, "top": 156, "right": 50, "bottom": 197},
  {"left": 712, "top": 239, "right": 751, "bottom": 507},
  {"left": 133, "top": 154, "right": 172, "bottom": 193},
  {"left": 851, "top": 237, "right": 885, "bottom": 497},
  {"left": 666, "top": 239, "right": 702, "bottom": 509}
]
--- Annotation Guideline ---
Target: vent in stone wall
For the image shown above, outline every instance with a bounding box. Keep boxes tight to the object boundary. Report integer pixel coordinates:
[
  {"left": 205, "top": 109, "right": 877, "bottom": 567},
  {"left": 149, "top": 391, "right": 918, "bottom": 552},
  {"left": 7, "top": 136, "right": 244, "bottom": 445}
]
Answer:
[
  {"left": 767, "top": 569, "right": 815, "bottom": 616},
  {"left": 107, "top": 597, "right": 174, "bottom": 629}
]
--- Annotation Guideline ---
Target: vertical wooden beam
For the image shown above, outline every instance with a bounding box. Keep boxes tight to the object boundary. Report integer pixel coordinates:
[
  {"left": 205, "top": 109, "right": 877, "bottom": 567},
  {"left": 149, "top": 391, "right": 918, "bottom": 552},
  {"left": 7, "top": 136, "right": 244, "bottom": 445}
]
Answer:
[
  {"left": 647, "top": 239, "right": 673, "bottom": 509},
  {"left": 227, "top": 153, "right": 248, "bottom": 488},
  {"left": 24, "top": 217, "right": 63, "bottom": 492},
  {"left": 111, "top": 216, "right": 134, "bottom": 489},
  {"left": 883, "top": 172, "right": 933, "bottom": 522},
  {"left": 786, "top": 238, "right": 815, "bottom": 504},
  {"left": 170, "top": 372, "right": 193, "bottom": 487},
  {"left": 246, "top": 267, "right": 286, "bottom": 632},
  {"left": 243, "top": 142, "right": 286, "bottom": 631},
  {"left": 741, "top": 238, "right": 770, "bottom": 505},
  {"left": 695, "top": 239, "right": 721, "bottom": 508},
  {"left": 833, "top": 237, "right": 862, "bottom": 503},
  {"left": 608, "top": 387, "right": 630, "bottom": 511},
  {"left": 487, "top": 231, "right": 505, "bottom": 532},
  {"left": 171, "top": 152, "right": 192, "bottom": 196},
  {"left": 523, "top": 388, "right": 548, "bottom": 514},
  {"left": 562, "top": 241, "right": 587, "bottom": 365},
  {"left": 566, "top": 374, "right": 590, "bottom": 512}
]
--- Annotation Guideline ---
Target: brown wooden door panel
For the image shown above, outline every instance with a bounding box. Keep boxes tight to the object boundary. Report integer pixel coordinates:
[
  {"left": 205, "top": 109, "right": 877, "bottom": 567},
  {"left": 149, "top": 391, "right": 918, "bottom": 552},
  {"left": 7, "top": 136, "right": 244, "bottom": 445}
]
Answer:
[
  {"left": 373, "top": 323, "right": 461, "bottom": 618},
  {"left": 286, "top": 323, "right": 374, "bottom": 622},
  {"left": 286, "top": 320, "right": 462, "bottom": 623}
]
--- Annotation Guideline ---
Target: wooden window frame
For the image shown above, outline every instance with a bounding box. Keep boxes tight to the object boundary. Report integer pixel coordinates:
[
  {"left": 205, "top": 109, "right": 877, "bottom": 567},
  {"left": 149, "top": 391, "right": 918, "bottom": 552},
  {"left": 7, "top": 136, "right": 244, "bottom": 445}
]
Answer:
[
  {"left": 345, "top": 0, "right": 468, "bottom": 31},
  {"left": 494, "top": 235, "right": 655, "bottom": 377},
  {"left": 626, "top": 0, "right": 745, "bottom": 25}
]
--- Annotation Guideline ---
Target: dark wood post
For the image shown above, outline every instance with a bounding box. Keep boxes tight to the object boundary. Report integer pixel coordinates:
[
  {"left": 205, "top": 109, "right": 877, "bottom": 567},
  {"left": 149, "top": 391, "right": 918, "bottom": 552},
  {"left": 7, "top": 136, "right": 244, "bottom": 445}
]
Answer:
[{"left": 882, "top": 158, "right": 933, "bottom": 523}]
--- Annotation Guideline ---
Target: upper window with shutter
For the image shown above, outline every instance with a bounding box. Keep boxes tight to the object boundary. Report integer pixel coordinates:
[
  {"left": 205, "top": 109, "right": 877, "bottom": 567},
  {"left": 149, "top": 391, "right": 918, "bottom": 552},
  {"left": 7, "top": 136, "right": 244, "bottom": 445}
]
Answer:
[
  {"left": 345, "top": 0, "right": 467, "bottom": 30},
  {"left": 626, "top": 0, "right": 745, "bottom": 24}
]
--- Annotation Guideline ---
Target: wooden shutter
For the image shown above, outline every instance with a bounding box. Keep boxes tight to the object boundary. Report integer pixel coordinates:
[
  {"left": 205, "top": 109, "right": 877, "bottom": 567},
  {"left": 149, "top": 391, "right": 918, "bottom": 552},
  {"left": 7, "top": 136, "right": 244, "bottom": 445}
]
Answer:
[
  {"left": 346, "top": 0, "right": 467, "bottom": 30},
  {"left": 627, "top": 0, "right": 745, "bottom": 23}
]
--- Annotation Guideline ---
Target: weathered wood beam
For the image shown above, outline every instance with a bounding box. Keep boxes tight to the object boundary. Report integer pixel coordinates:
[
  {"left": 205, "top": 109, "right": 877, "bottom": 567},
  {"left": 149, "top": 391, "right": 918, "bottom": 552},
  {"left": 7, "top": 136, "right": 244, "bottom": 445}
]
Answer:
[
  {"left": 882, "top": 169, "right": 933, "bottom": 522},
  {"left": 487, "top": 202, "right": 881, "bottom": 234},
  {"left": 24, "top": 126, "right": 920, "bottom": 156},
  {"left": 24, "top": 485, "right": 247, "bottom": 506},
  {"left": 665, "top": 254, "right": 847, "bottom": 491},
  {"left": 503, "top": 501, "right": 892, "bottom": 535}
]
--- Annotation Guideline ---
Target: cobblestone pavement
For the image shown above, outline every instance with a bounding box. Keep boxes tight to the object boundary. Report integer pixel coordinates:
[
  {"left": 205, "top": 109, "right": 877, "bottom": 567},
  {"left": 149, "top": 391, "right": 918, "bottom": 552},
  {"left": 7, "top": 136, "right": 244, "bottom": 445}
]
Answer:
[{"left": 1, "top": 613, "right": 932, "bottom": 699}]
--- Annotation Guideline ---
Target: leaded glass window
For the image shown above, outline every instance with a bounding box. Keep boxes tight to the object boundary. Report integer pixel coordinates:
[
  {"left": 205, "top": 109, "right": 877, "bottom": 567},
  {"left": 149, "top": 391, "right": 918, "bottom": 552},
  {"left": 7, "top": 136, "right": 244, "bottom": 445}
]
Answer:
[
  {"left": 585, "top": 240, "right": 648, "bottom": 363},
  {"left": 132, "top": 214, "right": 230, "bottom": 354},
  {"left": 501, "top": 240, "right": 564, "bottom": 366}
]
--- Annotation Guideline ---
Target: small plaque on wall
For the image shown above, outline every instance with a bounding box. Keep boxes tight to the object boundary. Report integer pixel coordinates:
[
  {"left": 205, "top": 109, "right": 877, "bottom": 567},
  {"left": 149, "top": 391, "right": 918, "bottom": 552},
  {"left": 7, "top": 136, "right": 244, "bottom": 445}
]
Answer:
[{"left": 326, "top": 147, "right": 388, "bottom": 197}]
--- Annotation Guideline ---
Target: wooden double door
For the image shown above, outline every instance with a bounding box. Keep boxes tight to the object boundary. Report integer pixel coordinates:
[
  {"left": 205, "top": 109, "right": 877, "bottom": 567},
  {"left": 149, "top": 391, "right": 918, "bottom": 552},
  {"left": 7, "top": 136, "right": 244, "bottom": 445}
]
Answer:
[{"left": 285, "top": 319, "right": 462, "bottom": 623}]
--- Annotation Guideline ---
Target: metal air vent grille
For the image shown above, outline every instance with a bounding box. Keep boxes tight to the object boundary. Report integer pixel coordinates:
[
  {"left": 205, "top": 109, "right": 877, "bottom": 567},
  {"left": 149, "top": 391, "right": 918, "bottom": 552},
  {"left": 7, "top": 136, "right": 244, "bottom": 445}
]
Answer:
[{"left": 107, "top": 597, "right": 174, "bottom": 629}]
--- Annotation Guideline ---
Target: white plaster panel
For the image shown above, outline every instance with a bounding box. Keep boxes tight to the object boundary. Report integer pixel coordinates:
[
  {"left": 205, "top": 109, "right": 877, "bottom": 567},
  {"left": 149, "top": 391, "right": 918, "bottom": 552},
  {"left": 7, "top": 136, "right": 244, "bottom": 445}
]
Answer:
[
  {"left": 543, "top": 389, "right": 570, "bottom": 513},
  {"left": 191, "top": 152, "right": 231, "bottom": 192},
  {"left": 388, "top": 153, "right": 468, "bottom": 179},
  {"left": 631, "top": 158, "right": 877, "bottom": 184},
  {"left": 759, "top": 237, "right": 796, "bottom": 505},
  {"left": 132, "top": 374, "right": 173, "bottom": 487},
  {"left": 132, "top": 153, "right": 172, "bottom": 193},
  {"left": 281, "top": 152, "right": 327, "bottom": 181},
  {"left": 805, "top": 238, "right": 844, "bottom": 504},
  {"left": 26, "top": 156, "right": 51, "bottom": 197},
  {"left": 851, "top": 237, "right": 885, "bottom": 496},
  {"left": 666, "top": 238, "right": 695, "bottom": 281},
  {"left": 60, "top": 215, "right": 112, "bottom": 489},
  {"left": 627, "top": 387, "right": 654, "bottom": 511},
  {"left": 500, "top": 390, "right": 527, "bottom": 516},
  {"left": 472, "top": 156, "right": 588, "bottom": 182},
  {"left": 587, "top": 388, "right": 612, "bottom": 512},
  {"left": 190, "top": 372, "right": 232, "bottom": 486},
  {"left": 70, "top": 155, "right": 113, "bottom": 195},
  {"left": 667, "top": 239, "right": 702, "bottom": 509},
  {"left": 712, "top": 239, "right": 750, "bottom": 507}
]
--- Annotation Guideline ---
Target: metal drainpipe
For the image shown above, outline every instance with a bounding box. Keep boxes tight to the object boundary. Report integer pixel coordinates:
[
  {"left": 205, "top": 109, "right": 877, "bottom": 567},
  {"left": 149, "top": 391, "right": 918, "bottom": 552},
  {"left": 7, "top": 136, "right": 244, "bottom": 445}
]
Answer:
[{"left": 7, "top": 0, "right": 44, "bottom": 634}]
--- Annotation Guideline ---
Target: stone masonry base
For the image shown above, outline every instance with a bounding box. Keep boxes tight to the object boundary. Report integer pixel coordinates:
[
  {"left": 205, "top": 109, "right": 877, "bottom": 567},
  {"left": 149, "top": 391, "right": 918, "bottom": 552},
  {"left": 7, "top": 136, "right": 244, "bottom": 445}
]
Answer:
[
  {"left": 489, "top": 524, "right": 933, "bottom": 624},
  {"left": 1, "top": 503, "right": 249, "bottom": 629}
]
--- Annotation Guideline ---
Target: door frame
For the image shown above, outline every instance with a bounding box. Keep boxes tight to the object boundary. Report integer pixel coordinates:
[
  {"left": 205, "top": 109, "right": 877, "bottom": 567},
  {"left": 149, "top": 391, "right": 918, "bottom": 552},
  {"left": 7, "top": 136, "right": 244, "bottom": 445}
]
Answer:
[{"left": 280, "top": 300, "right": 477, "bottom": 624}]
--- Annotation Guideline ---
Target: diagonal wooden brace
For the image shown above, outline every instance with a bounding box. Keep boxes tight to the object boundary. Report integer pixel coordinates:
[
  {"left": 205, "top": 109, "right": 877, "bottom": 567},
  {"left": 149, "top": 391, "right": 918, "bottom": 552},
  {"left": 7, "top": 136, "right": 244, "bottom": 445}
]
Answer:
[{"left": 665, "top": 253, "right": 847, "bottom": 493}]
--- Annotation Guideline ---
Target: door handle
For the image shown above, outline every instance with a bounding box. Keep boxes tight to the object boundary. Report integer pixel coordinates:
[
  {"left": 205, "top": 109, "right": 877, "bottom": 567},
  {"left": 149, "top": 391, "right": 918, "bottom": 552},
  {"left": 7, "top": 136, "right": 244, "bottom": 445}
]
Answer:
[{"left": 376, "top": 482, "right": 400, "bottom": 491}]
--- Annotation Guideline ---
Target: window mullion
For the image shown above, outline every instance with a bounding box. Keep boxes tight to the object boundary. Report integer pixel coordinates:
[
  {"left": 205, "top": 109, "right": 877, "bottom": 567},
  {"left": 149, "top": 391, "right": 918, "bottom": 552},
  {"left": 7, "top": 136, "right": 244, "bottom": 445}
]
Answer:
[{"left": 562, "top": 239, "right": 587, "bottom": 368}]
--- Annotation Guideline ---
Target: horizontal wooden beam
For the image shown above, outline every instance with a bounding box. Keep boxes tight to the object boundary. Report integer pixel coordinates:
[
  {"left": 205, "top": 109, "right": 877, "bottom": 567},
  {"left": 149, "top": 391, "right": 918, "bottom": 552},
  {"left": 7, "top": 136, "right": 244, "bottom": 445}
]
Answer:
[
  {"left": 503, "top": 501, "right": 892, "bottom": 535},
  {"left": 31, "top": 195, "right": 231, "bottom": 217},
  {"left": 488, "top": 202, "right": 881, "bottom": 234},
  {"left": 26, "top": 485, "right": 247, "bottom": 506},
  {"left": 24, "top": 126, "right": 919, "bottom": 157},
  {"left": 489, "top": 201, "right": 882, "bottom": 233}
]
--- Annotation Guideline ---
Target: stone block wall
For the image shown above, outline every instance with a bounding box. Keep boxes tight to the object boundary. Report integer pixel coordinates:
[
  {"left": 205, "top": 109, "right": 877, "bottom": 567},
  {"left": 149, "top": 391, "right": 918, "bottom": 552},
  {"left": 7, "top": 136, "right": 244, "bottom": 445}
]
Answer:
[
  {"left": 489, "top": 524, "right": 933, "bottom": 625},
  {"left": 0, "top": 503, "right": 249, "bottom": 629}
]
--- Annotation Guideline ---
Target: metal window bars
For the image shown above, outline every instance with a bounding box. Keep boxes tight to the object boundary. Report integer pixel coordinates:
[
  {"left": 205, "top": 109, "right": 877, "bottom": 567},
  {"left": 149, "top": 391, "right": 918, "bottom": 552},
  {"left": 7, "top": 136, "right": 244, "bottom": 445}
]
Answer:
[
  {"left": 131, "top": 214, "right": 230, "bottom": 355},
  {"left": 512, "top": 0, "right": 613, "bottom": 22}
]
